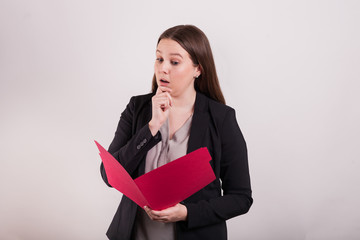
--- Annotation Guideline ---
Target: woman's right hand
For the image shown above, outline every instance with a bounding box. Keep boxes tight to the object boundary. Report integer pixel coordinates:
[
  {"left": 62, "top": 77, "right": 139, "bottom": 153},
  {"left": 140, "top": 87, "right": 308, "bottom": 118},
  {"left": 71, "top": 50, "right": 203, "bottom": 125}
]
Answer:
[{"left": 149, "top": 86, "right": 172, "bottom": 136}]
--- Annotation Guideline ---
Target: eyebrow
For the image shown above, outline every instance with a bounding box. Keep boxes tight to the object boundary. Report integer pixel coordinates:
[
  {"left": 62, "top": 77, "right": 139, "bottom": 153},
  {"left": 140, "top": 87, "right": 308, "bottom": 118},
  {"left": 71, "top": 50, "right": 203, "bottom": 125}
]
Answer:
[{"left": 156, "top": 50, "right": 183, "bottom": 59}]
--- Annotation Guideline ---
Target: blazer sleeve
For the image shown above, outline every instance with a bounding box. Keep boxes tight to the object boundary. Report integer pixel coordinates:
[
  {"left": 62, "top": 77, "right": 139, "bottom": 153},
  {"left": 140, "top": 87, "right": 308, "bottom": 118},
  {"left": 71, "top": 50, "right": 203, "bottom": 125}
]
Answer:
[
  {"left": 100, "top": 96, "right": 161, "bottom": 187},
  {"left": 184, "top": 108, "right": 253, "bottom": 229}
]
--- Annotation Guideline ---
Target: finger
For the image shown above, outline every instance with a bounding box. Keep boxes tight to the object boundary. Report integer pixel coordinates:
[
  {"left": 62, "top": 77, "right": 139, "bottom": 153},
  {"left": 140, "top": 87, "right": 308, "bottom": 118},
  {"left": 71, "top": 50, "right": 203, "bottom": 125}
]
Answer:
[
  {"left": 156, "top": 86, "right": 170, "bottom": 95},
  {"left": 144, "top": 206, "right": 156, "bottom": 216},
  {"left": 153, "top": 95, "right": 170, "bottom": 102},
  {"left": 163, "top": 91, "right": 172, "bottom": 107},
  {"left": 150, "top": 209, "right": 168, "bottom": 218},
  {"left": 145, "top": 206, "right": 165, "bottom": 221},
  {"left": 144, "top": 207, "right": 157, "bottom": 220},
  {"left": 144, "top": 206, "right": 151, "bottom": 215},
  {"left": 156, "top": 99, "right": 171, "bottom": 111},
  {"left": 156, "top": 86, "right": 163, "bottom": 95},
  {"left": 150, "top": 213, "right": 166, "bottom": 221},
  {"left": 157, "top": 85, "right": 172, "bottom": 94},
  {"left": 153, "top": 94, "right": 170, "bottom": 104},
  {"left": 154, "top": 93, "right": 172, "bottom": 108}
]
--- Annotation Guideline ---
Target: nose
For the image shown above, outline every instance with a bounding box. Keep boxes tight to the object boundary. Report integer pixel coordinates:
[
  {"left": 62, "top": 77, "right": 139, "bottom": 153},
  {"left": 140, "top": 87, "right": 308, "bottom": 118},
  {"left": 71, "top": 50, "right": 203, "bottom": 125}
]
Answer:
[{"left": 159, "top": 61, "right": 170, "bottom": 74}]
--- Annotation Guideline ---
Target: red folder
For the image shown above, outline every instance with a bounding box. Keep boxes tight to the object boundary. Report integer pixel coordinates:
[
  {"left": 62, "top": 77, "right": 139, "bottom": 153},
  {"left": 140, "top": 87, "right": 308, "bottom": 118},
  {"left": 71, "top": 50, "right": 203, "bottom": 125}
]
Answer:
[{"left": 95, "top": 141, "right": 216, "bottom": 210}]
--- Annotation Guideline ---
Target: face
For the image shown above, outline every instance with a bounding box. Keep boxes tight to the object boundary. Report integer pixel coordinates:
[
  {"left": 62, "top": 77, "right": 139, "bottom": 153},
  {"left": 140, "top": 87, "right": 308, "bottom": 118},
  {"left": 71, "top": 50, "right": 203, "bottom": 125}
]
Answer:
[{"left": 154, "top": 39, "right": 200, "bottom": 97}]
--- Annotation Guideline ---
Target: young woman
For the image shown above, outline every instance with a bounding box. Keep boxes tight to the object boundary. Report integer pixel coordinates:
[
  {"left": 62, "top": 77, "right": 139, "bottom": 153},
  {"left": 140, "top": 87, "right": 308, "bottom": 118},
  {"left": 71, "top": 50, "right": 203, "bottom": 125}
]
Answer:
[{"left": 100, "top": 25, "right": 253, "bottom": 240}]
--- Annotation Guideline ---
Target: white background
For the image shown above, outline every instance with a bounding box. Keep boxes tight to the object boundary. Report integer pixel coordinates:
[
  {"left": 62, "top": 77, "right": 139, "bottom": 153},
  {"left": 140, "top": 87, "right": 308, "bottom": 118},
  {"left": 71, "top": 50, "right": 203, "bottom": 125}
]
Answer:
[{"left": 1, "top": 0, "right": 359, "bottom": 239}]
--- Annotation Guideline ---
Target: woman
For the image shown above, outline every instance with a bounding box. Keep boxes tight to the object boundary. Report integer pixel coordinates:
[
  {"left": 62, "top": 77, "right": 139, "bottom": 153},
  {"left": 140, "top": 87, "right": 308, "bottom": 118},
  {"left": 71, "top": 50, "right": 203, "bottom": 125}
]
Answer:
[{"left": 100, "top": 25, "right": 253, "bottom": 240}]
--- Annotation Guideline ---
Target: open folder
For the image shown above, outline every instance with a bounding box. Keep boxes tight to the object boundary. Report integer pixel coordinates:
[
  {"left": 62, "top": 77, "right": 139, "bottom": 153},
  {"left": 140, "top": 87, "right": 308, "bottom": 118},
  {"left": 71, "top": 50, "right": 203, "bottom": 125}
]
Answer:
[{"left": 95, "top": 141, "right": 216, "bottom": 210}]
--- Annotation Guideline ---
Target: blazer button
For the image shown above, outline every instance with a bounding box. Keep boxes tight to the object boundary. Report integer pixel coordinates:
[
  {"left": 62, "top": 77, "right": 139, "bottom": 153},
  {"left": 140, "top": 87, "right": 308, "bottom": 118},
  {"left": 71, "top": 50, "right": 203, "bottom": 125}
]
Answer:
[{"left": 137, "top": 145, "right": 140, "bottom": 150}]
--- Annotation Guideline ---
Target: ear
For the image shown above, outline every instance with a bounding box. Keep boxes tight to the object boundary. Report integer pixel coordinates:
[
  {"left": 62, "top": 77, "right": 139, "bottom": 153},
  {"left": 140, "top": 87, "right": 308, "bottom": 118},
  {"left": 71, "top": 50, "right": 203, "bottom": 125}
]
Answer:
[{"left": 194, "top": 65, "right": 201, "bottom": 78}]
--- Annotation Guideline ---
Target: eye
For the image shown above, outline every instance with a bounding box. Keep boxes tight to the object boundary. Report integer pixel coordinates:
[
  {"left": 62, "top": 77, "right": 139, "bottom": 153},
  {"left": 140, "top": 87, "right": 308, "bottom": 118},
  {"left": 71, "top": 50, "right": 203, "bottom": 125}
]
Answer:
[
  {"left": 156, "top": 58, "right": 164, "bottom": 62},
  {"left": 171, "top": 61, "right": 179, "bottom": 65}
]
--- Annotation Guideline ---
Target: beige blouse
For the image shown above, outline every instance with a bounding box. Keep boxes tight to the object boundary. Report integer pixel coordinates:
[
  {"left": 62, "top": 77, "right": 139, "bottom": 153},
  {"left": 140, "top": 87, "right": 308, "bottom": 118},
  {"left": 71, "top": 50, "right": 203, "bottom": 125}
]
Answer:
[{"left": 133, "top": 115, "right": 193, "bottom": 240}]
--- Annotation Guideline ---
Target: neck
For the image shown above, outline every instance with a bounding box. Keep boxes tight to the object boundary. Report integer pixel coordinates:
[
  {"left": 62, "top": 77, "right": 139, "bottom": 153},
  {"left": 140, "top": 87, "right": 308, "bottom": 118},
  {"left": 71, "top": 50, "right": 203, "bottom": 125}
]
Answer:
[{"left": 171, "top": 88, "right": 196, "bottom": 111}]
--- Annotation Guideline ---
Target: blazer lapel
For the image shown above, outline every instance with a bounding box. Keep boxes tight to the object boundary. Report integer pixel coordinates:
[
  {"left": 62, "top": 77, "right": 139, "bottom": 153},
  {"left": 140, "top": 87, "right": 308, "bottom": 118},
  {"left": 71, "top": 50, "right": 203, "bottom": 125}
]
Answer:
[
  {"left": 187, "top": 92, "right": 209, "bottom": 153},
  {"left": 137, "top": 92, "right": 209, "bottom": 154}
]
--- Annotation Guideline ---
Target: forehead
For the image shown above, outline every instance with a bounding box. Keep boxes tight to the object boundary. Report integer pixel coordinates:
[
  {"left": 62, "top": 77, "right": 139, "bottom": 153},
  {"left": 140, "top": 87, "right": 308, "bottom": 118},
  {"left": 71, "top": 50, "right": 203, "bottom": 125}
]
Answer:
[{"left": 156, "top": 39, "right": 189, "bottom": 57}]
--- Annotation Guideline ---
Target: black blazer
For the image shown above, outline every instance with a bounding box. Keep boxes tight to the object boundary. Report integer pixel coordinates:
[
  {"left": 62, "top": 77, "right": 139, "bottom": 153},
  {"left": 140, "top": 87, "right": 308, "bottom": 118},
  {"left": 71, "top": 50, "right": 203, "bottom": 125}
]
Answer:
[{"left": 100, "top": 92, "right": 253, "bottom": 240}]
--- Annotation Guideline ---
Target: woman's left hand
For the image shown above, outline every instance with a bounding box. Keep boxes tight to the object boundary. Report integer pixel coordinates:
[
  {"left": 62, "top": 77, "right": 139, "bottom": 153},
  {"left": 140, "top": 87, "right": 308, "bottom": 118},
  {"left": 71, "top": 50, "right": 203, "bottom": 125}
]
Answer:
[{"left": 144, "top": 203, "right": 188, "bottom": 223}]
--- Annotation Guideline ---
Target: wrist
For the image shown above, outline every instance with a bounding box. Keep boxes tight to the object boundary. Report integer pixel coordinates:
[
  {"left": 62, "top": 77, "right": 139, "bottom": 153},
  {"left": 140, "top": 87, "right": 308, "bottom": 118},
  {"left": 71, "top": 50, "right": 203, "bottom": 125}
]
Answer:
[
  {"left": 180, "top": 204, "right": 188, "bottom": 221},
  {"left": 149, "top": 120, "right": 161, "bottom": 136}
]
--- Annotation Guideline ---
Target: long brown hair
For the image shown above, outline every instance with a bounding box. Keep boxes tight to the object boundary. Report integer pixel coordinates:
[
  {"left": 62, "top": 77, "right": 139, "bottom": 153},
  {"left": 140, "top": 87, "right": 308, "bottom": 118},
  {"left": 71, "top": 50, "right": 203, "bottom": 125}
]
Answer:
[{"left": 151, "top": 25, "right": 225, "bottom": 104}]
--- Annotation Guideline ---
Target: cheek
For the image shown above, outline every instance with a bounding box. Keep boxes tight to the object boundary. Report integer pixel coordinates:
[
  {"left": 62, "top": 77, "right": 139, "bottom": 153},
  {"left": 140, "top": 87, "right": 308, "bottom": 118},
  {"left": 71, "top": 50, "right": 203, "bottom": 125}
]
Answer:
[
  {"left": 154, "top": 63, "right": 159, "bottom": 73},
  {"left": 174, "top": 66, "right": 191, "bottom": 78}
]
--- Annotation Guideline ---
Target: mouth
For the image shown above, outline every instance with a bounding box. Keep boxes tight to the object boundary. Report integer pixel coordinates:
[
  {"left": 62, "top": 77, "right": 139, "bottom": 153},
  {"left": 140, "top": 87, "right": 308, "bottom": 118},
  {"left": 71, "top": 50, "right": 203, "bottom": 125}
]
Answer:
[{"left": 159, "top": 79, "right": 170, "bottom": 85}]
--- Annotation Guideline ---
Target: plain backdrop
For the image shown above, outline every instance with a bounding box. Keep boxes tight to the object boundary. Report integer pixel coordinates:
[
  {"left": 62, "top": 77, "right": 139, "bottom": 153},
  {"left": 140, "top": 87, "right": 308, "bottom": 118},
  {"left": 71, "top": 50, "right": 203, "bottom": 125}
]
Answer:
[{"left": 1, "top": 0, "right": 359, "bottom": 239}]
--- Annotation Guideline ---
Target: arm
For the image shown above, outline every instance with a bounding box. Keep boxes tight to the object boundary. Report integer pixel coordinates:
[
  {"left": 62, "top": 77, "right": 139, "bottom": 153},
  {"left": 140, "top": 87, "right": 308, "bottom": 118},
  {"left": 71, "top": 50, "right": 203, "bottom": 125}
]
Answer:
[
  {"left": 142, "top": 108, "right": 253, "bottom": 226},
  {"left": 100, "top": 96, "right": 161, "bottom": 187},
  {"left": 184, "top": 108, "right": 253, "bottom": 229}
]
